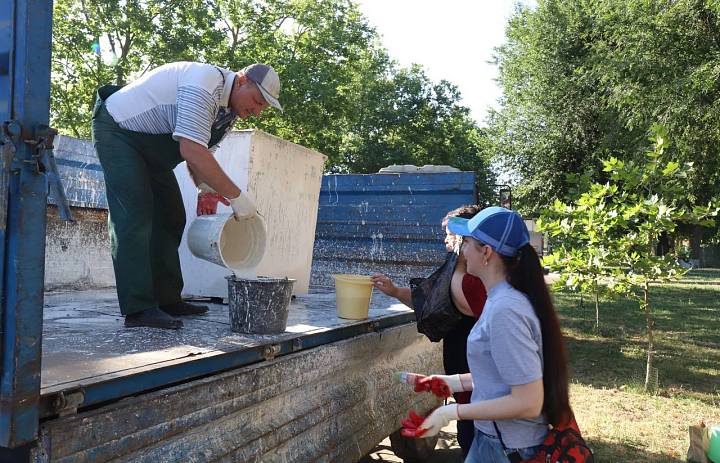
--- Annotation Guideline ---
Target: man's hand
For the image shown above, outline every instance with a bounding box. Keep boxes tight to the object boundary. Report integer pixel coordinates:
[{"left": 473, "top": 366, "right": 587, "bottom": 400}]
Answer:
[
  {"left": 401, "top": 405, "right": 459, "bottom": 438},
  {"left": 414, "top": 374, "right": 464, "bottom": 399},
  {"left": 229, "top": 192, "right": 258, "bottom": 220},
  {"left": 197, "top": 192, "right": 230, "bottom": 216}
]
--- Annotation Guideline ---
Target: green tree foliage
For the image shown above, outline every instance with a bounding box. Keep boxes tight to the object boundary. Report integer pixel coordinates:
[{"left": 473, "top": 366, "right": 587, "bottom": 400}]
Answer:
[
  {"left": 51, "top": 0, "right": 492, "bottom": 178},
  {"left": 489, "top": 0, "right": 720, "bottom": 215},
  {"left": 538, "top": 127, "right": 718, "bottom": 390},
  {"left": 51, "top": 0, "right": 223, "bottom": 138},
  {"left": 539, "top": 178, "right": 620, "bottom": 331}
]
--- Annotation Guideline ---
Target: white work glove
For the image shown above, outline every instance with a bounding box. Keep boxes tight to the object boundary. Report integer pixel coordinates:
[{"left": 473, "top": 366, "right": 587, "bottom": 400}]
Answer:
[
  {"left": 413, "top": 374, "right": 465, "bottom": 398},
  {"left": 401, "top": 404, "right": 460, "bottom": 438},
  {"left": 197, "top": 182, "right": 216, "bottom": 193},
  {"left": 229, "top": 192, "right": 258, "bottom": 220}
]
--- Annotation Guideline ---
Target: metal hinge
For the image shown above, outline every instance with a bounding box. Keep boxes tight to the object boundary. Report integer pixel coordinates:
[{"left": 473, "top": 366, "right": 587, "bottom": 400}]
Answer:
[
  {"left": 24, "top": 124, "right": 74, "bottom": 221},
  {"left": 262, "top": 344, "right": 281, "bottom": 361},
  {"left": 0, "top": 122, "right": 74, "bottom": 222},
  {"left": 52, "top": 389, "right": 85, "bottom": 416}
]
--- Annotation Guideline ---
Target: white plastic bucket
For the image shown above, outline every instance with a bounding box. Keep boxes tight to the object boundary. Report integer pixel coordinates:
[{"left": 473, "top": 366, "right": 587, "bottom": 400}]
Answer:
[
  {"left": 333, "top": 274, "right": 374, "bottom": 320},
  {"left": 187, "top": 213, "right": 267, "bottom": 274}
]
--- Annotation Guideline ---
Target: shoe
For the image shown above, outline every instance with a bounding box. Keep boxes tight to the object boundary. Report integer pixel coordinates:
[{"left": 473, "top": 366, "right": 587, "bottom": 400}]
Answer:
[
  {"left": 160, "top": 301, "right": 209, "bottom": 316},
  {"left": 125, "top": 307, "right": 183, "bottom": 330}
]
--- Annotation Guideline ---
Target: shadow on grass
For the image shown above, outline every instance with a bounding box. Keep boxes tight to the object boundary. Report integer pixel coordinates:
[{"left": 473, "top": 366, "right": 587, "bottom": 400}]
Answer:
[
  {"left": 359, "top": 444, "right": 463, "bottom": 462},
  {"left": 359, "top": 429, "right": 464, "bottom": 462},
  {"left": 554, "top": 284, "right": 720, "bottom": 405},
  {"left": 587, "top": 438, "right": 686, "bottom": 463}
]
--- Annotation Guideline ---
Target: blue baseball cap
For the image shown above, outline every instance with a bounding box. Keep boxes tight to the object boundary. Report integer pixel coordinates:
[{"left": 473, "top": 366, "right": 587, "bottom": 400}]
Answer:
[{"left": 447, "top": 206, "right": 530, "bottom": 257}]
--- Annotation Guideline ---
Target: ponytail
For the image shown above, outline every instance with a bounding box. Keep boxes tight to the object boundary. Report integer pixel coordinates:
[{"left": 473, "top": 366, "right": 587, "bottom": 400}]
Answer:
[{"left": 501, "top": 244, "right": 572, "bottom": 426}]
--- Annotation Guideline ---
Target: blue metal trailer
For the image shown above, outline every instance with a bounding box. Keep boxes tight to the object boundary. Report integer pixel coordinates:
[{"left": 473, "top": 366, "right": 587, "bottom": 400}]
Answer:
[
  {"left": 0, "top": 0, "right": 55, "bottom": 454},
  {"left": 0, "top": 2, "right": 480, "bottom": 461},
  {"left": 27, "top": 170, "right": 476, "bottom": 462}
]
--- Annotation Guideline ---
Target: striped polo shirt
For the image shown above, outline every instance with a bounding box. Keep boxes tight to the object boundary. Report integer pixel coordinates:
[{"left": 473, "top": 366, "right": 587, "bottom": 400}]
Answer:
[{"left": 105, "top": 62, "right": 237, "bottom": 148}]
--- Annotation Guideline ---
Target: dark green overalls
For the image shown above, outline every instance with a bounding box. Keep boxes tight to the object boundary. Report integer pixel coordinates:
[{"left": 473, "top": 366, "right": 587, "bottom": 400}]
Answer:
[{"left": 91, "top": 84, "right": 234, "bottom": 315}]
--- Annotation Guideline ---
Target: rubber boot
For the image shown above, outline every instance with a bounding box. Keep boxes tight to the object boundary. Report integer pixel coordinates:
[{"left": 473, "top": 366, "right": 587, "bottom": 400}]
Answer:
[
  {"left": 125, "top": 307, "right": 183, "bottom": 329},
  {"left": 160, "top": 301, "right": 209, "bottom": 316}
]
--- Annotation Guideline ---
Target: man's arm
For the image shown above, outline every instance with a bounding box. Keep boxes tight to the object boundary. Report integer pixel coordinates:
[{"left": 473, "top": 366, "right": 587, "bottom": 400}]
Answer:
[
  {"left": 186, "top": 163, "right": 209, "bottom": 190},
  {"left": 179, "top": 137, "right": 241, "bottom": 199}
]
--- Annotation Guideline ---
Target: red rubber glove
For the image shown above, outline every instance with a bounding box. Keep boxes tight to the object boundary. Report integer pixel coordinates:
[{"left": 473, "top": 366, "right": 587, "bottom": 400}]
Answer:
[
  {"left": 414, "top": 375, "right": 463, "bottom": 399},
  {"left": 401, "top": 405, "right": 459, "bottom": 438},
  {"left": 400, "top": 410, "right": 429, "bottom": 438},
  {"left": 197, "top": 192, "right": 230, "bottom": 216}
]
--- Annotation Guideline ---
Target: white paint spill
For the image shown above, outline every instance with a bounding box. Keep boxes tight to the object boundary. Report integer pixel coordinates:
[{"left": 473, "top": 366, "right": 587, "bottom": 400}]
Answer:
[
  {"left": 370, "top": 232, "right": 385, "bottom": 261},
  {"left": 326, "top": 176, "right": 340, "bottom": 204},
  {"left": 355, "top": 201, "right": 369, "bottom": 214}
]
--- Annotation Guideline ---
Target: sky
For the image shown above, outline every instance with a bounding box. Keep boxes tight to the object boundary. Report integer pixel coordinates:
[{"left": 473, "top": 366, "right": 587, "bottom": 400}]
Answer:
[{"left": 354, "top": 0, "right": 530, "bottom": 126}]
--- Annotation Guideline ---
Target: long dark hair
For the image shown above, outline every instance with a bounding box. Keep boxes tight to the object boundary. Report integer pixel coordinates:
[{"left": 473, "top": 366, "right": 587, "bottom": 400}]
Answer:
[
  {"left": 501, "top": 244, "right": 571, "bottom": 426},
  {"left": 442, "top": 204, "right": 481, "bottom": 225}
]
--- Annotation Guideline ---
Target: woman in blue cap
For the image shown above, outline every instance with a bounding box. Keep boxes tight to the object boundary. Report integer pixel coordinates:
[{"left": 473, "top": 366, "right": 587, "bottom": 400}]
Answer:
[{"left": 400, "top": 207, "right": 572, "bottom": 463}]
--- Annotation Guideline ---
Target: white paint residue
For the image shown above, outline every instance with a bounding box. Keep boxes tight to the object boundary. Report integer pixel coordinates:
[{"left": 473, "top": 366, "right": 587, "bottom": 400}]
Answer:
[
  {"left": 326, "top": 176, "right": 340, "bottom": 205},
  {"left": 370, "top": 233, "right": 385, "bottom": 261},
  {"left": 355, "top": 201, "right": 370, "bottom": 215},
  {"left": 232, "top": 269, "right": 258, "bottom": 280}
]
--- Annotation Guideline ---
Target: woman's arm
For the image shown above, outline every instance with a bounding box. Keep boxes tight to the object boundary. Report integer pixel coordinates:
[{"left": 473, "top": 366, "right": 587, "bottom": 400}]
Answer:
[
  {"left": 458, "top": 373, "right": 474, "bottom": 392},
  {"left": 450, "top": 254, "right": 474, "bottom": 317},
  {"left": 456, "top": 379, "right": 544, "bottom": 421},
  {"left": 371, "top": 274, "right": 412, "bottom": 307}
]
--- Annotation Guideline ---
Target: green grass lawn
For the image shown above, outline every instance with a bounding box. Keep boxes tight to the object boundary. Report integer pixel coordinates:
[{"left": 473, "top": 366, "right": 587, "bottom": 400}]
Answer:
[
  {"left": 556, "top": 276, "right": 720, "bottom": 462},
  {"left": 682, "top": 268, "right": 720, "bottom": 283}
]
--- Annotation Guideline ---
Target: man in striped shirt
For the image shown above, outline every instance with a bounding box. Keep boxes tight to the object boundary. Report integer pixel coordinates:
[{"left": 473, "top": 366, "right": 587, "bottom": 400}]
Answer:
[{"left": 92, "top": 62, "right": 282, "bottom": 329}]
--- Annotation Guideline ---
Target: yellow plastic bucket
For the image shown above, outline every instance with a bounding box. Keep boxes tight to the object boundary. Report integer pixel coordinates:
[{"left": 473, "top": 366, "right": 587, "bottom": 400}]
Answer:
[{"left": 333, "top": 274, "right": 374, "bottom": 320}]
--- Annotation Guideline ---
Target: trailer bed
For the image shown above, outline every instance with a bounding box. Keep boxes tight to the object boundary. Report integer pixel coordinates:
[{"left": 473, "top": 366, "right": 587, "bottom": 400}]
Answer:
[
  {"left": 39, "top": 287, "right": 416, "bottom": 418},
  {"left": 34, "top": 287, "right": 442, "bottom": 463}
]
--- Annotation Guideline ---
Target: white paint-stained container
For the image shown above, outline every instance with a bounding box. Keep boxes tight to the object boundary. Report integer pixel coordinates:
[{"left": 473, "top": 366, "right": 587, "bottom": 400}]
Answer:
[
  {"left": 186, "top": 213, "right": 266, "bottom": 276},
  {"left": 226, "top": 275, "right": 295, "bottom": 334},
  {"left": 175, "top": 129, "right": 327, "bottom": 297}
]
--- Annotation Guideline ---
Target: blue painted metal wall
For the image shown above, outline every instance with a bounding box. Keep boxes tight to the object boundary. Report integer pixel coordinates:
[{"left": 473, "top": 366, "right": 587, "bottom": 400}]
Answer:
[
  {"left": 311, "top": 172, "right": 477, "bottom": 287},
  {"left": 0, "top": 0, "right": 54, "bottom": 449},
  {"left": 48, "top": 136, "right": 107, "bottom": 209}
]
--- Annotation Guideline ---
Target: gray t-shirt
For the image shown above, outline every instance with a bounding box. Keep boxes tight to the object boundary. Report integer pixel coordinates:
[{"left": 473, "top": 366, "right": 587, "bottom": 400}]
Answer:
[{"left": 467, "top": 280, "right": 548, "bottom": 448}]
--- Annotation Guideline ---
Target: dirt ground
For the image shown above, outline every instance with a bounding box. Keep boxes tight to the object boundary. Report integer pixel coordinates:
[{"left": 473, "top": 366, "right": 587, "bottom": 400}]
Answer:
[{"left": 359, "top": 420, "right": 464, "bottom": 463}]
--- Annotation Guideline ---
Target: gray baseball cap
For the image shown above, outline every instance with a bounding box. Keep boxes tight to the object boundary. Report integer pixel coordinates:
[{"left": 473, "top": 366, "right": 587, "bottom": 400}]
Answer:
[{"left": 242, "top": 63, "right": 282, "bottom": 112}]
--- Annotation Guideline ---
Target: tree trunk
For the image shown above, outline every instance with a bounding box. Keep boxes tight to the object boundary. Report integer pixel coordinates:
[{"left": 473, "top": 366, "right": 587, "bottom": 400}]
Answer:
[
  {"left": 594, "top": 278, "right": 600, "bottom": 330},
  {"left": 595, "top": 290, "right": 600, "bottom": 330},
  {"left": 690, "top": 225, "right": 704, "bottom": 267},
  {"left": 656, "top": 231, "right": 670, "bottom": 256},
  {"left": 643, "top": 282, "right": 655, "bottom": 391}
]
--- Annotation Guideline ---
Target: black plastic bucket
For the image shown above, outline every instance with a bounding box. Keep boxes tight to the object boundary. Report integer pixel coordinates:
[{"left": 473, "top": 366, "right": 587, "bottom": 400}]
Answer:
[{"left": 226, "top": 275, "right": 295, "bottom": 334}]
